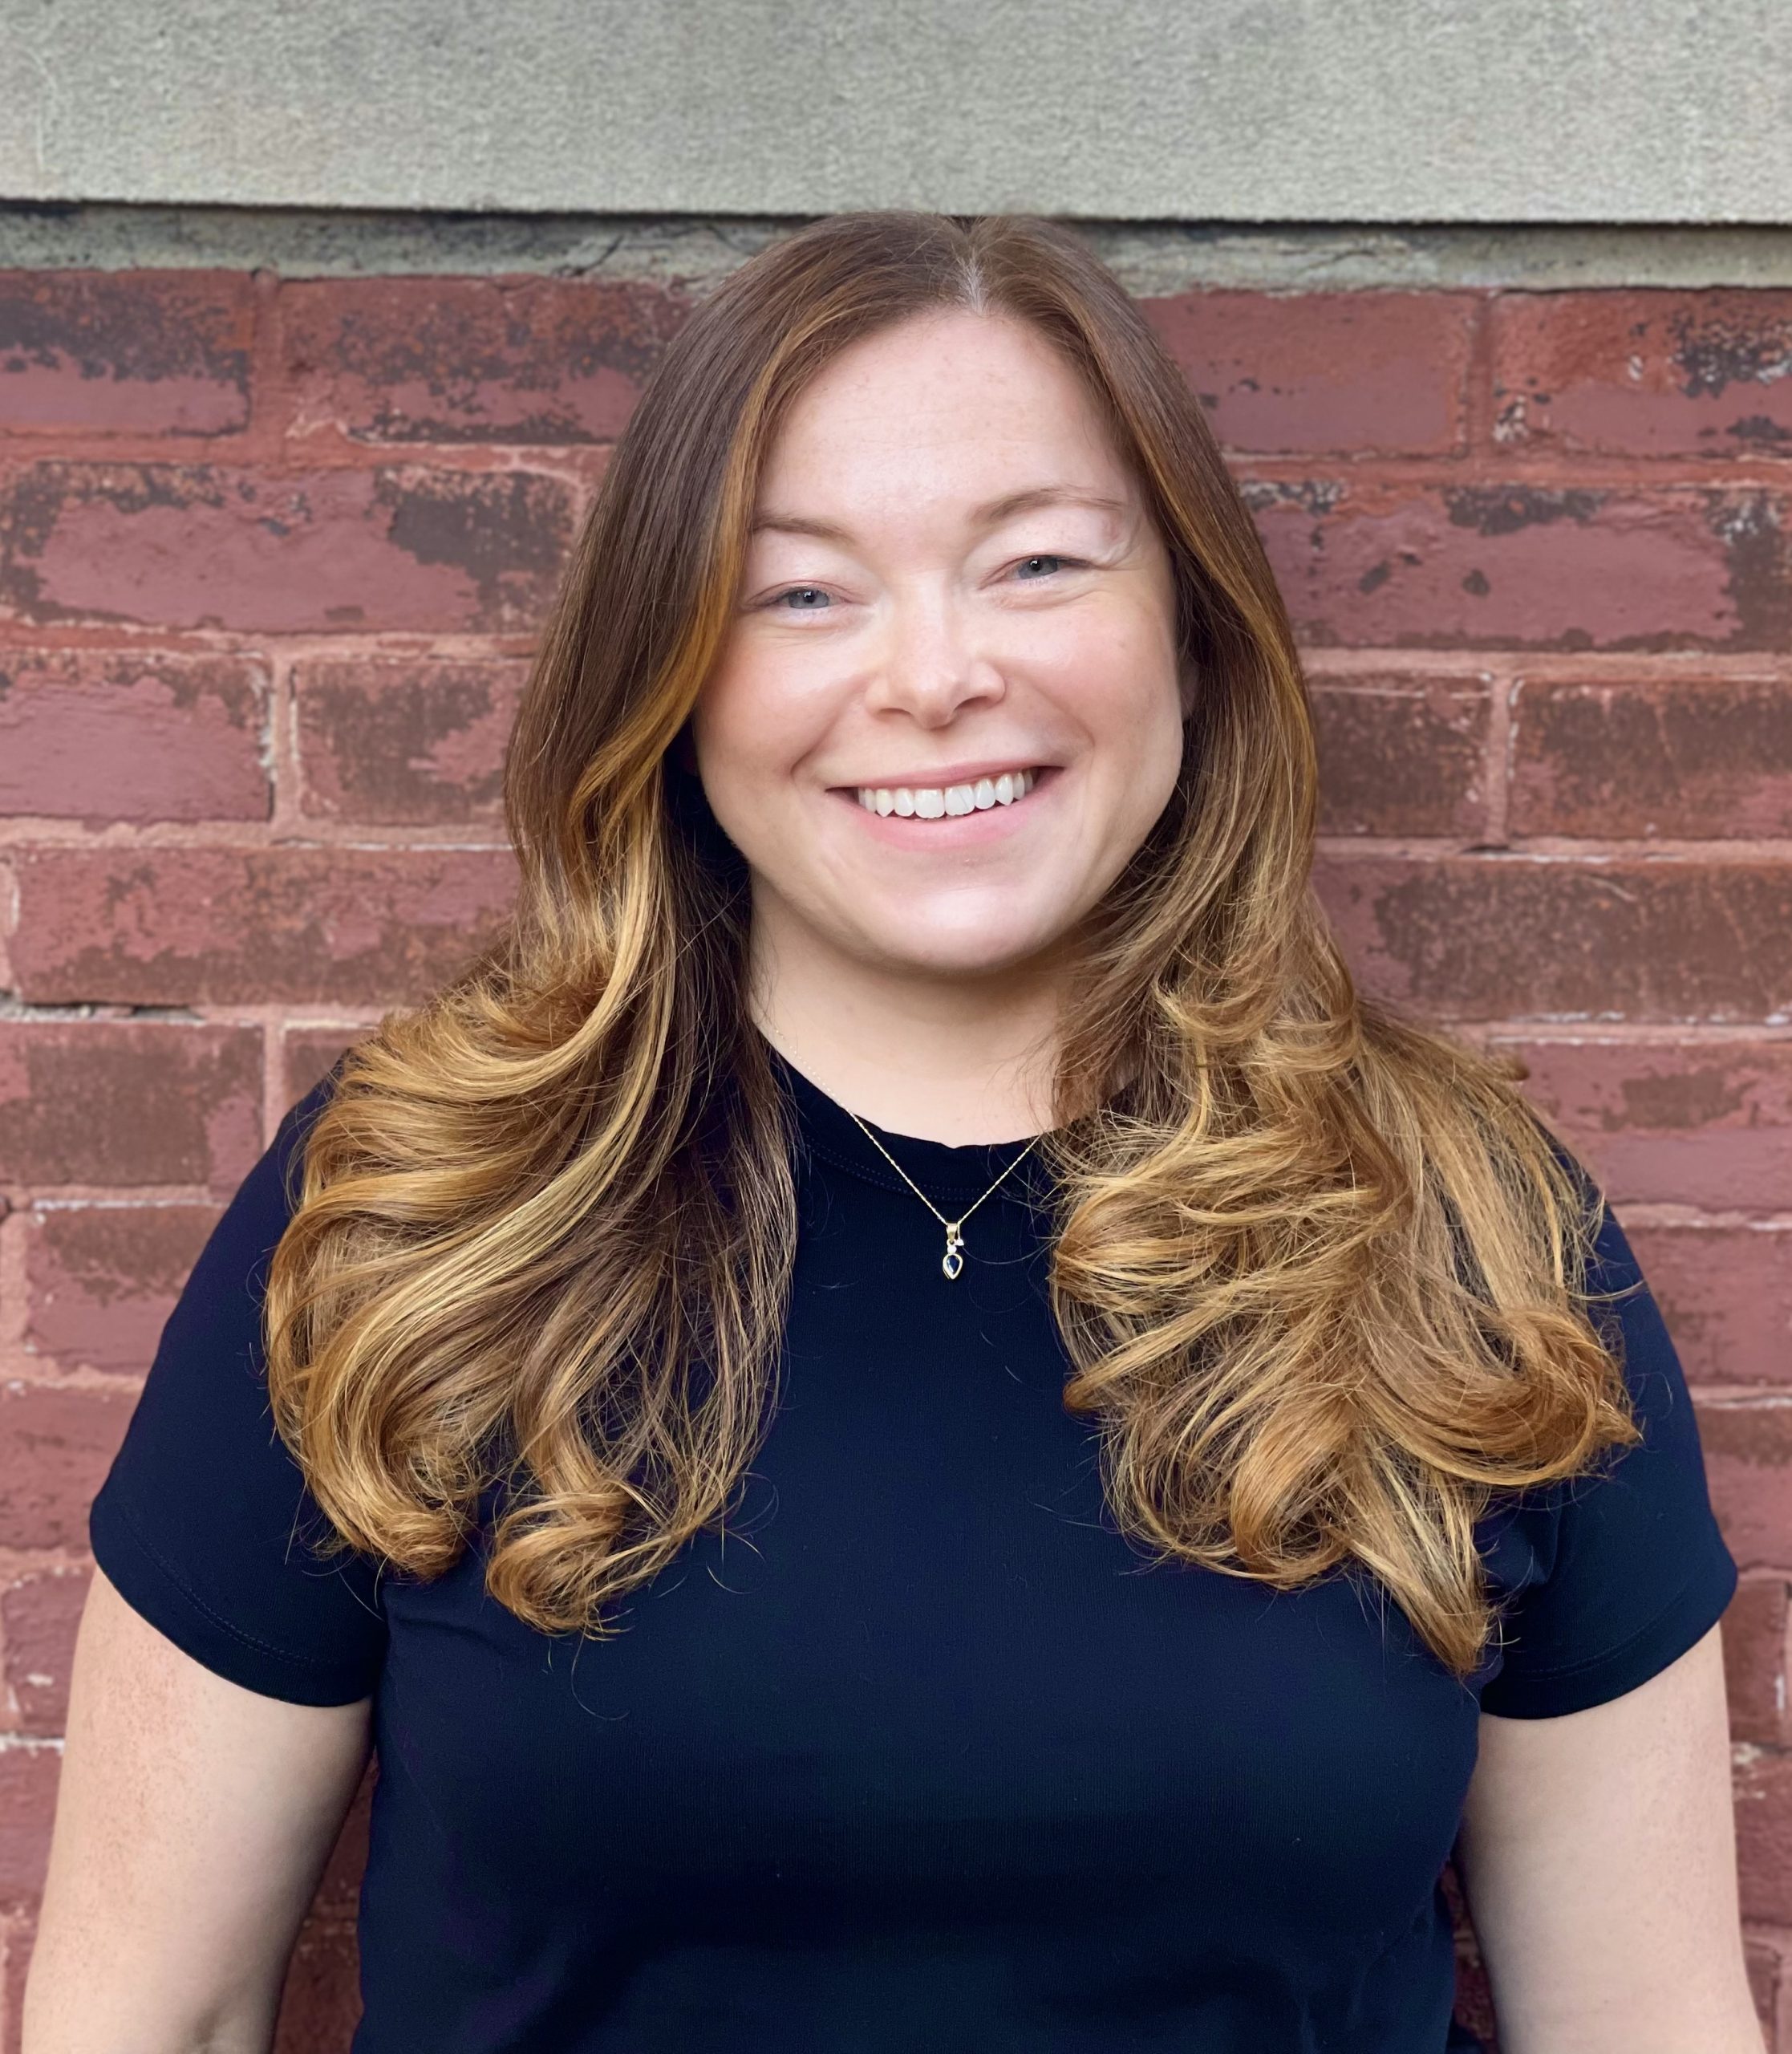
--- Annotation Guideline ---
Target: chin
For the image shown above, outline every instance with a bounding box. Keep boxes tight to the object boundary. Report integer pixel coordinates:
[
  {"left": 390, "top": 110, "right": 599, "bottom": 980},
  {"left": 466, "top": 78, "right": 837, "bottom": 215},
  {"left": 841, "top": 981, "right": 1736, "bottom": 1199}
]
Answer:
[{"left": 864, "top": 921, "right": 1064, "bottom": 978}]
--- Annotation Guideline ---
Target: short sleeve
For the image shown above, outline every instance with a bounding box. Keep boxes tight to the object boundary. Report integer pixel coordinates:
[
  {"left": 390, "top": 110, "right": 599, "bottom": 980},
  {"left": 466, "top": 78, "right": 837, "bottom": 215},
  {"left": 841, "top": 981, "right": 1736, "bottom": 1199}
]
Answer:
[
  {"left": 1475, "top": 1187, "right": 1738, "bottom": 1719},
  {"left": 88, "top": 1066, "right": 388, "bottom": 1705}
]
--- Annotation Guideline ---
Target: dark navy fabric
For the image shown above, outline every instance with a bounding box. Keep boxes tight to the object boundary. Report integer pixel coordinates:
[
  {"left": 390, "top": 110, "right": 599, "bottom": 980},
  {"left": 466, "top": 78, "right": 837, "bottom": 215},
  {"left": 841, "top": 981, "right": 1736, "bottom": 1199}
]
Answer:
[{"left": 89, "top": 1049, "right": 1737, "bottom": 2052}]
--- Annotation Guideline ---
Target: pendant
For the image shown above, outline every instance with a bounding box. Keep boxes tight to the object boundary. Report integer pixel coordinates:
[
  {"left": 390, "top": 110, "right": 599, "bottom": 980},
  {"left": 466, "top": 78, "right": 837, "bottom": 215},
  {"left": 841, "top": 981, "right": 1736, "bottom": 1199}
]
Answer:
[{"left": 942, "top": 1222, "right": 965, "bottom": 1281}]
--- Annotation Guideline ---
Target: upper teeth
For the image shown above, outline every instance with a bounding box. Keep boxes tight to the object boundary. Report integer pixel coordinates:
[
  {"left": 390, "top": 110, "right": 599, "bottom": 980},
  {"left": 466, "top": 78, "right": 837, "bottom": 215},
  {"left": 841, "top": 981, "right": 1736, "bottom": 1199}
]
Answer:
[{"left": 855, "top": 769, "right": 1040, "bottom": 818}]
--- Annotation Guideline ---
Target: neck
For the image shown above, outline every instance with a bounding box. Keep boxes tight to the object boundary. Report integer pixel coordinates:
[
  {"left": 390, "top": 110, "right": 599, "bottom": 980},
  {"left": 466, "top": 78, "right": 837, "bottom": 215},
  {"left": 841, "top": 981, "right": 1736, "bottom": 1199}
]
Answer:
[{"left": 744, "top": 918, "right": 1072, "bottom": 1148}]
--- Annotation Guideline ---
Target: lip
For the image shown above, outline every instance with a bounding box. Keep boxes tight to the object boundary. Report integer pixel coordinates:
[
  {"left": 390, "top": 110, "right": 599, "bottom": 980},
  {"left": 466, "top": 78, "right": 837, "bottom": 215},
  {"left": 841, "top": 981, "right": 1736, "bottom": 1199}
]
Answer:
[
  {"left": 828, "top": 757, "right": 1058, "bottom": 793},
  {"left": 830, "top": 764, "right": 1063, "bottom": 847}
]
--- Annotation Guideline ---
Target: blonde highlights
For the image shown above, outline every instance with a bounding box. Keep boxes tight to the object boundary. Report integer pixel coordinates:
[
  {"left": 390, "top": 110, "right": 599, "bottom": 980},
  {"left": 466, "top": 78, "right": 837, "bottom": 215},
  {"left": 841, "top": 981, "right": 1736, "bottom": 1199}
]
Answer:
[{"left": 263, "top": 212, "right": 1635, "bottom": 1680}]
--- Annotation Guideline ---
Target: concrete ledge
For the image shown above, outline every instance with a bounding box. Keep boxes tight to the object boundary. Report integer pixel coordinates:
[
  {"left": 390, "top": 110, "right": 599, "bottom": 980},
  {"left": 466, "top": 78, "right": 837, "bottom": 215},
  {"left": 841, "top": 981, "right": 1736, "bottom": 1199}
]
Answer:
[
  {"left": 2, "top": 0, "right": 1790, "bottom": 225},
  {"left": 6, "top": 207, "right": 1792, "bottom": 291}
]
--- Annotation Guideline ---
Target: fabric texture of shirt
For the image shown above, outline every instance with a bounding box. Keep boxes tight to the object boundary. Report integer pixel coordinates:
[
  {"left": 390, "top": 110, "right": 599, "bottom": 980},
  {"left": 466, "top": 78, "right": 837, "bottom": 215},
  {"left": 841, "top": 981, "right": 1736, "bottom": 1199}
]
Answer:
[{"left": 89, "top": 1048, "right": 1739, "bottom": 2052}]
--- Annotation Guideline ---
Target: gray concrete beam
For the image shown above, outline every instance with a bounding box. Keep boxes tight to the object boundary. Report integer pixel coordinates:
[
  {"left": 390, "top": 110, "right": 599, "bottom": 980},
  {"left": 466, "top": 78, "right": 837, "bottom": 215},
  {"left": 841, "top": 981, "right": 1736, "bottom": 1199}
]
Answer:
[
  {"left": 6, "top": 206, "right": 1792, "bottom": 291},
  {"left": 1, "top": 0, "right": 1789, "bottom": 225}
]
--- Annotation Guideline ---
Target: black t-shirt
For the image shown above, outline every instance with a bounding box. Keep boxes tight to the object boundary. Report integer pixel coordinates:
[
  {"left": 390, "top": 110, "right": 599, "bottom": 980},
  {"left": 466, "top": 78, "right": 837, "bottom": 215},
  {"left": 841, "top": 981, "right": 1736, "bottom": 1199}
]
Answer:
[{"left": 90, "top": 1047, "right": 1737, "bottom": 2053}]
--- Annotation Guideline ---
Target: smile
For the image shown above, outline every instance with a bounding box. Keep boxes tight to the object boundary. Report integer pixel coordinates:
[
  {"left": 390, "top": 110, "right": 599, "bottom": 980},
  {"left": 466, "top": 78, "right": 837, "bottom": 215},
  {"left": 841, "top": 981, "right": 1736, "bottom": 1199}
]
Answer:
[{"left": 852, "top": 767, "right": 1043, "bottom": 819}]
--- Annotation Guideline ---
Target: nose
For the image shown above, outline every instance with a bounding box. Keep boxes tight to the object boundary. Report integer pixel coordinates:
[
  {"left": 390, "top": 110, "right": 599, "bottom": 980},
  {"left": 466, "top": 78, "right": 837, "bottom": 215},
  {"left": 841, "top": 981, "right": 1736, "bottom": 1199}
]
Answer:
[{"left": 862, "top": 584, "right": 1005, "bottom": 728}]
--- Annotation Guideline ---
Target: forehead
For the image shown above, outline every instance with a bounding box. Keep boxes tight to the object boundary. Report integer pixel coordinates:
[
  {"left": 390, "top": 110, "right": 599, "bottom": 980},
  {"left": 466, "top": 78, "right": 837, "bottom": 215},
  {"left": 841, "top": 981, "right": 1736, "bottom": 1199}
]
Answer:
[{"left": 753, "top": 309, "right": 1136, "bottom": 516}]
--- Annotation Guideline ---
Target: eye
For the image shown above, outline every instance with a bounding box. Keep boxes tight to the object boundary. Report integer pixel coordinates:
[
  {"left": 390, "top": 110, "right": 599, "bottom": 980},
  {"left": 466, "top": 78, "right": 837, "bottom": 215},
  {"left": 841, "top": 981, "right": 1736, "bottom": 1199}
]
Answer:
[
  {"left": 1012, "top": 554, "right": 1080, "bottom": 580},
  {"left": 767, "top": 584, "right": 832, "bottom": 612}
]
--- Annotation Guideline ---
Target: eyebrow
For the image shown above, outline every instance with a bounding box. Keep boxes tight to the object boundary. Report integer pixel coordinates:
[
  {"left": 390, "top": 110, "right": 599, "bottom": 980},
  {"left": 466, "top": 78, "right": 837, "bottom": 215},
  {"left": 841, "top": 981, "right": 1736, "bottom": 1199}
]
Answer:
[{"left": 748, "top": 483, "right": 1130, "bottom": 542}]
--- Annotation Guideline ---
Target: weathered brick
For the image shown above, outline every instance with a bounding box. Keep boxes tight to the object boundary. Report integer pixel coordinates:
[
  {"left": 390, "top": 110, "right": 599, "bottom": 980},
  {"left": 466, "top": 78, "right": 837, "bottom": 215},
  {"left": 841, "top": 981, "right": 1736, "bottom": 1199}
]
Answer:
[
  {"left": 0, "top": 1749, "right": 57, "bottom": 1913},
  {"left": 1723, "top": 1579, "right": 1789, "bottom": 1748},
  {"left": 1, "top": 1568, "right": 90, "bottom": 1736},
  {"left": 1701, "top": 1402, "right": 1792, "bottom": 1571},
  {"left": 308, "top": 1767, "right": 374, "bottom": 1924},
  {"left": 282, "top": 1029, "right": 365, "bottom": 1107},
  {"left": 0, "top": 1384, "right": 133, "bottom": 1550},
  {"left": 1743, "top": 1932, "right": 1780, "bottom": 2049},
  {"left": 1141, "top": 290, "right": 1474, "bottom": 455},
  {"left": 1247, "top": 481, "right": 1791, "bottom": 651},
  {"left": 1317, "top": 854, "right": 1792, "bottom": 1021},
  {"left": 10, "top": 845, "right": 517, "bottom": 1007},
  {"left": 294, "top": 658, "right": 529, "bottom": 823},
  {"left": 282, "top": 275, "right": 689, "bottom": 445},
  {"left": 274, "top": 1918, "right": 363, "bottom": 2054},
  {"left": 1490, "top": 290, "right": 1792, "bottom": 459},
  {"left": 1737, "top": 1749, "right": 1792, "bottom": 1926},
  {"left": 0, "top": 650, "right": 270, "bottom": 823},
  {"left": 1623, "top": 1221, "right": 1792, "bottom": 1386},
  {"left": 23, "top": 1204, "right": 216, "bottom": 1375},
  {"left": 1509, "top": 676, "right": 1792, "bottom": 838},
  {"left": 0, "top": 270, "right": 253, "bottom": 439},
  {"left": 1490, "top": 1036, "right": 1792, "bottom": 1213},
  {"left": 0, "top": 1022, "right": 263, "bottom": 1191},
  {"left": 1311, "top": 676, "right": 1491, "bottom": 837},
  {"left": 2, "top": 1914, "right": 34, "bottom": 2054},
  {"left": 0, "top": 463, "right": 574, "bottom": 633}
]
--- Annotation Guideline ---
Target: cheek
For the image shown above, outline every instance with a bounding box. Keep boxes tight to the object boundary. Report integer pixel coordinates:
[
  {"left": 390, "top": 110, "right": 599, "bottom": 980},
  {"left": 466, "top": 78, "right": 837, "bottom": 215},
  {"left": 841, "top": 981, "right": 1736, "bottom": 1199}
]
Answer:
[
  {"left": 688, "top": 654, "right": 797, "bottom": 802},
  {"left": 1036, "top": 608, "right": 1182, "bottom": 742}
]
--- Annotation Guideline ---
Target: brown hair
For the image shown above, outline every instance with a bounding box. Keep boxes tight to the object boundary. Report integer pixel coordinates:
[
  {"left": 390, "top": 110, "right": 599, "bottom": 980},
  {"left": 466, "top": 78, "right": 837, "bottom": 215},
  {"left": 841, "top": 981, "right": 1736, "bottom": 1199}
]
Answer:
[{"left": 263, "top": 210, "right": 1635, "bottom": 1679}]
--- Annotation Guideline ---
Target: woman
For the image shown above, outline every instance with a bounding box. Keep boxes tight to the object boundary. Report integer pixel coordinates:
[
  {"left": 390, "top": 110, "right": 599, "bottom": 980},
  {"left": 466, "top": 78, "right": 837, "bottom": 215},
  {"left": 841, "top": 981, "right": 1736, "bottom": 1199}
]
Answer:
[{"left": 26, "top": 212, "right": 1758, "bottom": 2051}]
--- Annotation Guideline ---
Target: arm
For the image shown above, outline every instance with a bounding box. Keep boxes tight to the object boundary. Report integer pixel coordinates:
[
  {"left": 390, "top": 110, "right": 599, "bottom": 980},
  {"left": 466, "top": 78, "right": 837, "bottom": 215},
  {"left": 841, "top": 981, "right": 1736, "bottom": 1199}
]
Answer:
[
  {"left": 22, "top": 1567, "right": 372, "bottom": 2054},
  {"left": 1456, "top": 1620, "right": 1762, "bottom": 2053}
]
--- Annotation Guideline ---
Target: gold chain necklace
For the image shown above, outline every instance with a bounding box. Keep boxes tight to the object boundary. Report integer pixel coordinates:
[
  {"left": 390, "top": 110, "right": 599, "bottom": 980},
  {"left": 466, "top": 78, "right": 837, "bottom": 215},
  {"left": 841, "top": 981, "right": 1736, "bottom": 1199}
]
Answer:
[{"left": 843, "top": 1110, "right": 1044, "bottom": 1281}]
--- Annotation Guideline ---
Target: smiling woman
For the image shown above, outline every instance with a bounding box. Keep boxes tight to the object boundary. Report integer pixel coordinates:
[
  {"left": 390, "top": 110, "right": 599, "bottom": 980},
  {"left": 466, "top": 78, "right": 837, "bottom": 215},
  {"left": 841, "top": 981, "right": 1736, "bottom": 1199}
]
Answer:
[
  {"left": 683, "top": 304, "right": 1190, "bottom": 1056},
  {"left": 26, "top": 212, "right": 1758, "bottom": 2054}
]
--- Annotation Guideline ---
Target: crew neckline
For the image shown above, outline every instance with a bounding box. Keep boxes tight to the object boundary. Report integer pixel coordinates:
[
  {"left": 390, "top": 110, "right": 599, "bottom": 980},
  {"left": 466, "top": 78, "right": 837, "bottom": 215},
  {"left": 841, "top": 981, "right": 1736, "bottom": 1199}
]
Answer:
[{"left": 765, "top": 1042, "right": 1060, "bottom": 1204}]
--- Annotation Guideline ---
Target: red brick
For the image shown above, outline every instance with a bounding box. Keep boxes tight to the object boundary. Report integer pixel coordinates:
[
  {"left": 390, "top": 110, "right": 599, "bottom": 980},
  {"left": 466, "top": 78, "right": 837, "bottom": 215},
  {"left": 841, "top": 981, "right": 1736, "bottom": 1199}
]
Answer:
[
  {"left": 274, "top": 1918, "right": 363, "bottom": 2053},
  {"left": 1247, "top": 481, "right": 1791, "bottom": 651},
  {"left": 0, "top": 1022, "right": 263, "bottom": 1191},
  {"left": 1509, "top": 676, "right": 1792, "bottom": 838},
  {"left": 0, "top": 1384, "right": 133, "bottom": 1550},
  {"left": 1489, "top": 1036, "right": 1792, "bottom": 1212},
  {"left": 1, "top": 1915, "right": 33, "bottom": 2054},
  {"left": 309, "top": 1766, "right": 373, "bottom": 1923},
  {"left": 22, "top": 1204, "right": 216, "bottom": 1375},
  {"left": 1, "top": 1569, "right": 90, "bottom": 1736},
  {"left": 1701, "top": 1402, "right": 1792, "bottom": 1570},
  {"left": 0, "top": 1749, "right": 57, "bottom": 1912},
  {"left": 0, "top": 463, "right": 574, "bottom": 633},
  {"left": 1317, "top": 854, "right": 1792, "bottom": 1022},
  {"left": 1624, "top": 1221, "right": 1792, "bottom": 1387},
  {"left": 294, "top": 657, "right": 529, "bottom": 824},
  {"left": 282, "top": 1029, "right": 365, "bottom": 1107},
  {"left": 1490, "top": 290, "right": 1792, "bottom": 460},
  {"left": 0, "top": 650, "right": 270, "bottom": 823},
  {"left": 1311, "top": 676, "right": 1490, "bottom": 837},
  {"left": 282, "top": 275, "right": 690, "bottom": 445},
  {"left": 1141, "top": 290, "right": 1474, "bottom": 455},
  {"left": 1723, "top": 1579, "right": 1790, "bottom": 1748},
  {"left": 0, "top": 271, "right": 253, "bottom": 439},
  {"left": 1737, "top": 1750, "right": 1792, "bottom": 1925},
  {"left": 10, "top": 845, "right": 517, "bottom": 1007},
  {"left": 1744, "top": 1933, "right": 1781, "bottom": 2049}
]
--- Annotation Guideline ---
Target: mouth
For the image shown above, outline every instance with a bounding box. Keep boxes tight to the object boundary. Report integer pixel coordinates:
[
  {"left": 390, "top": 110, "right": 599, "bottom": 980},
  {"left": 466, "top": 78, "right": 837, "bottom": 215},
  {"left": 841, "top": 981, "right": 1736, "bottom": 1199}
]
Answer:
[{"left": 837, "top": 765, "right": 1056, "bottom": 821}]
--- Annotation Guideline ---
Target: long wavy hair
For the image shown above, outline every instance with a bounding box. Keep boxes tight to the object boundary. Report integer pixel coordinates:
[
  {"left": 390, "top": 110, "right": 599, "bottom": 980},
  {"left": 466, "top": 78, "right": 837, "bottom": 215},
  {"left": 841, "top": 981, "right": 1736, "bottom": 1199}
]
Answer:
[{"left": 263, "top": 209, "right": 1636, "bottom": 1680}]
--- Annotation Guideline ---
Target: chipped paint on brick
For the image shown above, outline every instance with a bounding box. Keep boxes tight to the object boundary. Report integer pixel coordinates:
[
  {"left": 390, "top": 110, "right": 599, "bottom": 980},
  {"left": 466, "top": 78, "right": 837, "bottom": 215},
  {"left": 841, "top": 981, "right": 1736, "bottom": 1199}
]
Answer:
[
  {"left": 0, "top": 462, "right": 574, "bottom": 631},
  {"left": 285, "top": 276, "right": 695, "bottom": 444},
  {"left": 0, "top": 272, "right": 253, "bottom": 436}
]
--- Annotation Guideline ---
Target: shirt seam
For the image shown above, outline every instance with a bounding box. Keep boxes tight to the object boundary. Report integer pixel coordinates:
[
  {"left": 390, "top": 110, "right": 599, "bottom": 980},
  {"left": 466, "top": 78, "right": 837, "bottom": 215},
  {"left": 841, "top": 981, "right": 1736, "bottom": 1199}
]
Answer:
[
  {"left": 100, "top": 1483, "right": 370, "bottom": 1675},
  {"left": 1493, "top": 1548, "right": 1723, "bottom": 1687}
]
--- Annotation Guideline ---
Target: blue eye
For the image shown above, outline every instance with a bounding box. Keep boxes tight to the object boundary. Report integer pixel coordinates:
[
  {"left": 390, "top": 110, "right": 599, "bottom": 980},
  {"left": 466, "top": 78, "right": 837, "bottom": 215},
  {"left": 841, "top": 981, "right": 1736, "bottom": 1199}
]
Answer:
[
  {"left": 772, "top": 585, "right": 830, "bottom": 611},
  {"left": 1015, "top": 554, "right": 1072, "bottom": 578}
]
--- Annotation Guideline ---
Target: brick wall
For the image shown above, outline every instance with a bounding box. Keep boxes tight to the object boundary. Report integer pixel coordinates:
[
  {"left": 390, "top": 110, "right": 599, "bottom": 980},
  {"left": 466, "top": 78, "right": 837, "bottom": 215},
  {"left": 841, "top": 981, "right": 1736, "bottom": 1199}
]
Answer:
[{"left": 0, "top": 258, "right": 1788, "bottom": 2048}]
